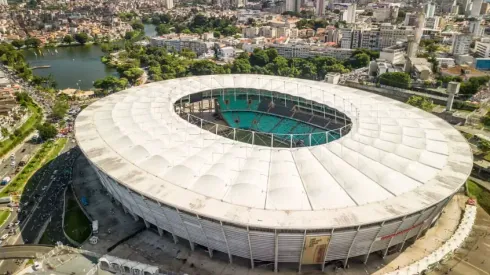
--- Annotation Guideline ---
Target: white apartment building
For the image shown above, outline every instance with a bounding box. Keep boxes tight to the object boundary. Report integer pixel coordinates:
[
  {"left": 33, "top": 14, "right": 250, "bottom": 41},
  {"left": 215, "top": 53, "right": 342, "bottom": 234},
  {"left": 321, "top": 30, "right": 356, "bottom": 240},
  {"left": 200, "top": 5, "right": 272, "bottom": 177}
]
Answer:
[
  {"left": 285, "top": 0, "right": 301, "bottom": 12},
  {"left": 290, "top": 28, "right": 299, "bottom": 38},
  {"left": 343, "top": 4, "right": 357, "bottom": 24},
  {"left": 472, "top": 0, "right": 483, "bottom": 16},
  {"left": 451, "top": 33, "right": 472, "bottom": 55},
  {"left": 316, "top": 0, "right": 325, "bottom": 16},
  {"left": 425, "top": 17, "right": 440, "bottom": 30},
  {"left": 260, "top": 26, "right": 277, "bottom": 38},
  {"left": 351, "top": 29, "right": 363, "bottom": 48},
  {"left": 340, "top": 28, "right": 353, "bottom": 48},
  {"left": 468, "top": 20, "right": 484, "bottom": 37},
  {"left": 404, "top": 13, "right": 418, "bottom": 26},
  {"left": 276, "top": 27, "right": 291, "bottom": 38},
  {"left": 474, "top": 38, "right": 490, "bottom": 57},
  {"left": 380, "top": 45, "right": 406, "bottom": 64},
  {"left": 424, "top": 2, "right": 436, "bottom": 18},
  {"left": 325, "top": 28, "right": 341, "bottom": 43},
  {"left": 164, "top": 0, "right": 174, "bottom": 9},
  {"left": 270, "top": 44, "right": 354, "bottom": 60},
  {"left": 242, "top": 27, "right": 259, "bottom": 38},
  {"left": 360, "top": 29, "right": 380, "bottom": 50},
  {"left": 379, "top": 25, "right": 414, "bottom": 49},
  {"left": 150, "top": 37, "right": 209, "bottom": 56}
]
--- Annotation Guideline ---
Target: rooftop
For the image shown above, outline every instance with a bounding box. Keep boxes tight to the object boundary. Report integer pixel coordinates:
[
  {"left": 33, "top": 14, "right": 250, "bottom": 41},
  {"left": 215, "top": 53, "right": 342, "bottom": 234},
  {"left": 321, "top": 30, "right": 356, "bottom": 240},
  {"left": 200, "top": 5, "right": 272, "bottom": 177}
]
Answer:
[{"left": 75, "top": 75, "right": 473, "bottom": 229}]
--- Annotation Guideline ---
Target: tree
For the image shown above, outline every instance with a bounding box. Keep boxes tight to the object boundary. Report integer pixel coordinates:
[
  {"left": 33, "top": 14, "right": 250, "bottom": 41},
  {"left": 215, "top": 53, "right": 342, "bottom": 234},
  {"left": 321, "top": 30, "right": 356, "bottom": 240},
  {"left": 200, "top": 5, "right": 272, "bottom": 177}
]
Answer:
[
  {"left": 37, "top": 123, "right": 58, "bottom": 140},
  {"left": 121, "top": 68, "right": 144, "bottom": 84},
  {"left": 181, "top": 48, "right": 197, "bottom": 59},
  {"left": 266, "top": 48, "right": 278, "bottom": 62},
  {"left": 11, "top": 39, "right": 24, "bottom": 49},
  {"left": 63, "top": 35, "right": 75, "bottom": 44},
  {"left": 231, "top": 58, "right": 252, "bottom": 73},
  {"left": 156, "top": 24, "right": 171, "bottom": 35},
  {"left": 250, "top": 48, "right": 269, "bottom": 67},
  {"left": 349, "top": 53, "right": 370, "bottom": 68},
  {"left": 74, "top": 32, "right": 89, "bottom": 45},
  {"left": 93, "top": 76, "right": 128, "bottom": 93},
  {"left": 52, "top": 99, "right": 69, "bottom": 120},
  {"left": 131, "top": 21, "right": 145, "bottom": 32},
  {"left": 379, "top": 72, "right": 411, "bottom": 89},
  {"left": 406, "top": 96, "right": 434, "bottom": 112},
  {"left": 213, "top": 31, "right": 221, "bottom": 38},
  {"left": 24, "top": 38, "right": 42, "bottom": 48}
]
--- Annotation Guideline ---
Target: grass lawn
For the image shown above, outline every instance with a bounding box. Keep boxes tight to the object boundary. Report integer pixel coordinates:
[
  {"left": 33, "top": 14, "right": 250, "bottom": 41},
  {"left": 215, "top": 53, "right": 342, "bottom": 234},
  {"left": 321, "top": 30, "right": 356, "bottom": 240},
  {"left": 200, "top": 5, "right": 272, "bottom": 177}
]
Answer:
[
  {"left": 0, "top": 138, "right": 67, "bottom": 197},
  {"left": 0, "top": 210, "right": 10, "bottom": 227},
  {"left": 64, "top": 194, "right": 91, "bottom": 244},
  {"left": 467, "top": 179, "right": 490, "bottom": 214},
  {"left": 0, "top": 100, "right": 42, "bottom": 157}
]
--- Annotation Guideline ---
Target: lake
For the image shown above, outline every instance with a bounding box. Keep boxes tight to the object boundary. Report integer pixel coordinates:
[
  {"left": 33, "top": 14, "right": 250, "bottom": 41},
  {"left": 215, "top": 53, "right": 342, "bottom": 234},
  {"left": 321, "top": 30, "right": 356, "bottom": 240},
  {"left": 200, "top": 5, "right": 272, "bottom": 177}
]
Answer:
[
  {"left": 22, "top": 45, "right": 116, "bottom": 90},
  {"left": 23, "top": 25, "right": 158, "bottom": 90}
]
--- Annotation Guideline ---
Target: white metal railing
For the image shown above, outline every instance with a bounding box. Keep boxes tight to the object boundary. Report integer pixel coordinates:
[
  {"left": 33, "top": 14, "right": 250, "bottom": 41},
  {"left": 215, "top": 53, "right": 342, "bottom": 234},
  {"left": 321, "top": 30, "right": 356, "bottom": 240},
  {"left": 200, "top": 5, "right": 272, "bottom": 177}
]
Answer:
[
  {"left": 384, "top": 205, "right": 477, "bottom": 275},
  {"left": 181, "top": 112, "right": 352, "bottom": 148}
]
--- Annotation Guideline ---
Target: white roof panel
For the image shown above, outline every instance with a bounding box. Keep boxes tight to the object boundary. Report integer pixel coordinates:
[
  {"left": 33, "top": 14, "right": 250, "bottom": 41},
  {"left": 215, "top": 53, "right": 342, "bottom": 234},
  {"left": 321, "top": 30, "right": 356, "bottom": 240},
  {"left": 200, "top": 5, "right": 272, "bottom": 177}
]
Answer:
[{"left": 75, "top": 75, "right": 473, "bottom": 229}]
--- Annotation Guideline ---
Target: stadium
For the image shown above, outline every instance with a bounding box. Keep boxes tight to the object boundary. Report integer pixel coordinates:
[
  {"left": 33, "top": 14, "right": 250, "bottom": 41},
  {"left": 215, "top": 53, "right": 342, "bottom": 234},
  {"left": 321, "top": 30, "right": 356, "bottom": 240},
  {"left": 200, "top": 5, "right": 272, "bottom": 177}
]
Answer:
[{"left": 75, "top": 75, "right": 473, "bottom": 272}]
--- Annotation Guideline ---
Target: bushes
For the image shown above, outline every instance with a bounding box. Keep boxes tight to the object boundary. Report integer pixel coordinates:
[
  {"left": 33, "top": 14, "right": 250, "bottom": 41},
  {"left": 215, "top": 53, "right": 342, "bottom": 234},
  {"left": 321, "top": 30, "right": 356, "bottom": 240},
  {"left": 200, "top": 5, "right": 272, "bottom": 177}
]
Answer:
[
  {"left": 0, "top": 97, "right": 42, "bottom": 157},
  {"left": 0, "top": 138, "right": 66, "bottom": 197},
  {"left": 467, "top": 180, "right": 490, "bottom": 214}
]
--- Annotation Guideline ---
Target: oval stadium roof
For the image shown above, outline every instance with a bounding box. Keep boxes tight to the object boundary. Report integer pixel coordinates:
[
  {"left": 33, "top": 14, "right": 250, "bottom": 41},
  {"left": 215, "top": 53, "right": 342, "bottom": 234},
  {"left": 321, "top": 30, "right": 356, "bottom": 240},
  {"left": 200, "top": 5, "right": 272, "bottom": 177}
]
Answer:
[{"left": 75, "top": 75, "right": 473, "bottom": 229}]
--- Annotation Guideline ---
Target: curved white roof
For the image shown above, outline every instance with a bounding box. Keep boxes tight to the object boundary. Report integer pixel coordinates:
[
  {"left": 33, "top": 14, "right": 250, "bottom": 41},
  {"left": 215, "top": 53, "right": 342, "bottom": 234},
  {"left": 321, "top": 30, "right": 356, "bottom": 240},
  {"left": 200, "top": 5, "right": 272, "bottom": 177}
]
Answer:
[{"left": 75, "top": 75, "right": 473, "bottom": 229}]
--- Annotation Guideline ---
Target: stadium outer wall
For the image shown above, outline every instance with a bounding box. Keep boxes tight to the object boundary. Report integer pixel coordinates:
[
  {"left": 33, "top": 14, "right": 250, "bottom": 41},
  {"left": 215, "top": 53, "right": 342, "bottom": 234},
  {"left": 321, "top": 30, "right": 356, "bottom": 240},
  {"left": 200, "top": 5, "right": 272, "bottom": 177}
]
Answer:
[{"left": 87, "top": 159, "right": 452, "bottom": 272}]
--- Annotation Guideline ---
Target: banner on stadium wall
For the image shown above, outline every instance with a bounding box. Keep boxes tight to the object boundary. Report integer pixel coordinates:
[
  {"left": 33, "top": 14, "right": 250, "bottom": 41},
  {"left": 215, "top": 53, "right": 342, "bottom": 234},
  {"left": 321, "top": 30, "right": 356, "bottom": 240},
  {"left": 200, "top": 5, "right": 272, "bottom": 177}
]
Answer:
[{"left": 301, "top": 235, "right": 331, "bottom": 264}]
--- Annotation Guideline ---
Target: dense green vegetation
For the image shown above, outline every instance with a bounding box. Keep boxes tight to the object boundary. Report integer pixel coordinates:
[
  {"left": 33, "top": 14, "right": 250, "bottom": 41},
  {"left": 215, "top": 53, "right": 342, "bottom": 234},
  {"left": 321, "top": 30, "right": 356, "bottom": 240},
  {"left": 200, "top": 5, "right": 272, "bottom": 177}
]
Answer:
[
  {"left": 379, "top": 72, "right": 412, "bottom": 89},
  {"left": 0, "top": 43, "right": 33, "bottom": 80},
  {"left": 0, "top": 211, "right": 10, "bottom": 227},
  {"left": 467, "top": 179, "right": 490, "bottom": 214},
  {"left": 143, "top": 12, "right": 239, "bottom": 36},
  {"left": 37, "top": 123, "right": 58, "bottom": 140},
  {"left": 437, "top": 75, "right": 490, "bottom": 96},
  {"left": 0, "top": 138, "right": 66, "bottom": 197},
  {"left": 95, "top": 45, "right": 375, "bottom": 94},
  {"left": 64, "top": 193, "right": 91, "bottom": 243},
  {"left": 406, "top": 96, "right": 434, "bottom": 112},
  {"left": 0, "top": 93, "right": 42, "bottom": 157}
]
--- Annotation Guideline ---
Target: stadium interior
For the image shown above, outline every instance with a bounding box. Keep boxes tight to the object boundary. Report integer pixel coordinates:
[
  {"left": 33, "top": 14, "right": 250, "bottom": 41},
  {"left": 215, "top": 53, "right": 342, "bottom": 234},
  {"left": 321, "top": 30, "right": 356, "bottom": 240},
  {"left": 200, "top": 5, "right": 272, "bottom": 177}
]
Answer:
[{"left": 175, "top": 88, "right": 352, "bottom": 147}]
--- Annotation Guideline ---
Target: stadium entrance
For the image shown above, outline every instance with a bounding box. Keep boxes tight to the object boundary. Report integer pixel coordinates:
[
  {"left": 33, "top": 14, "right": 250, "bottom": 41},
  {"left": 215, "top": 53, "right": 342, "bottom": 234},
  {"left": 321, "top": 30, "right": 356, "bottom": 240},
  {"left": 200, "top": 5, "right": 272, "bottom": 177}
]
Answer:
[{"left": 174, "top": 88, "right": 351, "bottom": 148}]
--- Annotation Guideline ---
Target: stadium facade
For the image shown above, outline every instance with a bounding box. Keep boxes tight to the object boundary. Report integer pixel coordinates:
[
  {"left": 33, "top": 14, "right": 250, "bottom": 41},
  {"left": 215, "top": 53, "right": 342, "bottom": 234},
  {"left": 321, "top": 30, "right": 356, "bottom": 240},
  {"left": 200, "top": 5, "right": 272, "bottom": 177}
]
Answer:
[{"left": 75, "top": 75, "right": 473, "bottom": 272}]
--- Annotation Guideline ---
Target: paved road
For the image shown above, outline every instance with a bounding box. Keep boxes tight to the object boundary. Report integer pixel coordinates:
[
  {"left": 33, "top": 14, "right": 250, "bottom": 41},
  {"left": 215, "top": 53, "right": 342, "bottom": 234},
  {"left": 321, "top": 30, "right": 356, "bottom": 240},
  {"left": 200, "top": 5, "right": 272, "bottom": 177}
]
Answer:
[
  {"left": 0, "top": 141, "right": 39, "bottom": 183},
  {"left": 0, "top": 138, "right": 76, "bottom": 274},
  {"left": 0, "top": 246, "right": 53, "bottom": 259}
]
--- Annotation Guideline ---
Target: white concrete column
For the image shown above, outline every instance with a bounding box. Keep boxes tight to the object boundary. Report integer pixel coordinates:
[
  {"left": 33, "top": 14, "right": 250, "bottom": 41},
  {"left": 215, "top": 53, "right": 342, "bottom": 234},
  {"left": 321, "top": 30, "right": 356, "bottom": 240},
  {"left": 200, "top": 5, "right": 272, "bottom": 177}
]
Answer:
[
  {"left": 157, "top": 227, "right": 163, "bottom": 237},
  {"left": 143, "top": 219, "right": 150, "bottom": 228}
]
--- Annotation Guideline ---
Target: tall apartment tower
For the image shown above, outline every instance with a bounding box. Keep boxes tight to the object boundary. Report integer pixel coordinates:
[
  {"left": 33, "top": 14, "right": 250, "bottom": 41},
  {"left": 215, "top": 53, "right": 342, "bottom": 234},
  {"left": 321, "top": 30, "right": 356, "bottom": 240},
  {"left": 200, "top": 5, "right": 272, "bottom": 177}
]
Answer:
[
  {"left": 472, "top": 0, "right": 483, "bottom": 17},
  {"left": 424, "top": 2, "right": 436, "bottom": 17},
  {"left": 451, "top": 33, "right": 472, "bottom": 55},
  {"left": 285, "top": 0, "right": 301, "bottom": 12},
  {"left": 165, "top": 0, "right": 174, "bottom": 9},
  {"left": 316, "top": 0, "right": 325, "bottom": 16},
  {"left": 345, "top": 4, "right": 357, "bottom": 24}
]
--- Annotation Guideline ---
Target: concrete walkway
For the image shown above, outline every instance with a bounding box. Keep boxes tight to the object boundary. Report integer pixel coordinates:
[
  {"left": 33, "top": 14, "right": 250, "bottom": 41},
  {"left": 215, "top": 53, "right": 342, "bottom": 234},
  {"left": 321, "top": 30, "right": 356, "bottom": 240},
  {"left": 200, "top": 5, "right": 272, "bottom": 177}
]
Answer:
[{"left": 373, "top": 194, "right": 466, "bottom": 274}]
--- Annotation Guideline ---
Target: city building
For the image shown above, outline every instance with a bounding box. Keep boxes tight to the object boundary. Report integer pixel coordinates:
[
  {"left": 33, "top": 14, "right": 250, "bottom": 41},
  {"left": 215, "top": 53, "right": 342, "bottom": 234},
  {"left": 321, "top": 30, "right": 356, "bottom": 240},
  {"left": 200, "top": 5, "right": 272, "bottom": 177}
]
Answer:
[
  {"left": 75, "top": 75, "right": 472, "bottom": 273},
  {"left": 451, "top": 33, "right": 472, "bottom": 55},
  {"left": 285, "top": 0, "right": 301, "bottom": 12},
  {"left": 165, "top": 0, "right": 174, "bottom": 9},
  {"left": 468, "top": 19, "right": 484, "bottom": 37},
  {"left": 316, "top": 0, "right": 326, "bottom": 16},
  {"left": 243, "top": 27, "right": 259, "bottom": 38},
  {"left": 404, "top": 13, "right": 418, "bottom": 26},
  {"left": 425, "top": 17, "right": 441, "bottom": 30},
  {"left": 150, "top": 36, "right": 210, "bottom": 56},
  {"left": 474, "top": 38, "right": 490, "bottom": 57},
  {"left": 270, "top": 43, "right": 354, "bottom": 60},
  {"left": 471, "top": 0, "right": 483, "bottom": 16},
  {"left": 343, "top": 4, "right": 357, "bottom": 24},
  {"left": 380, "top": 44, "right": 406, "bottom": 65},
  {"left": 424, "top": 2, "right": 436, "bottom": 18}
]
